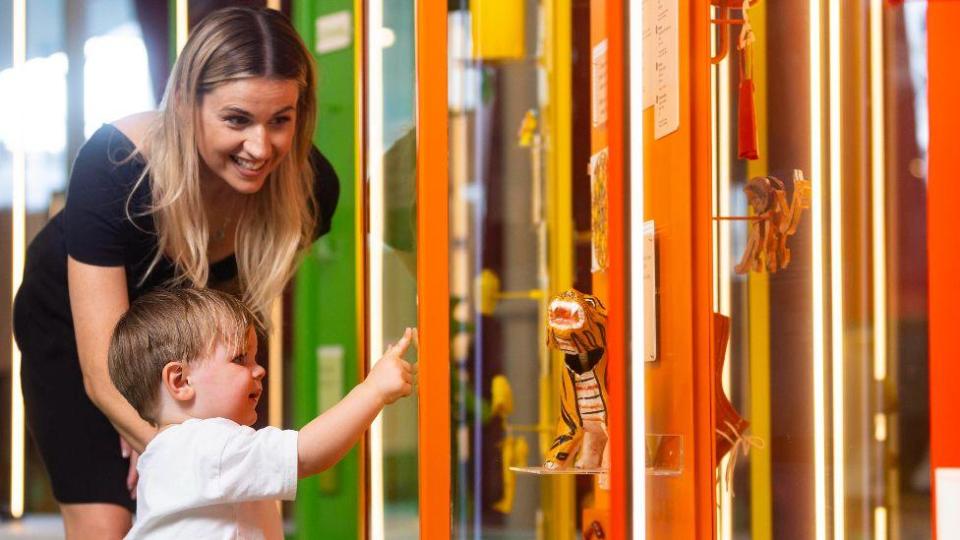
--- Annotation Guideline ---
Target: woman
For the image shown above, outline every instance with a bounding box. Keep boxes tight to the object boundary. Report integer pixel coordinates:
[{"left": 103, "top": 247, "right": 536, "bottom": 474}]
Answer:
[{"left": 12, "top": 7, "right": 339, "bottom": 538}]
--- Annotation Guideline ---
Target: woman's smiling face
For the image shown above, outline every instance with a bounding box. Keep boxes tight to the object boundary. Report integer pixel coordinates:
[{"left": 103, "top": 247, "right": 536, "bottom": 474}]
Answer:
[{"left": 196, "top": 77, "right": 300, "bottom": 194}]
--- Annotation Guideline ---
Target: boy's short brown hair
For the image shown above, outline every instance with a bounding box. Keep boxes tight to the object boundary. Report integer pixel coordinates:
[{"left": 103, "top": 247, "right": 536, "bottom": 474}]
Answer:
[{"left": 108, "top": 288, "right": 257, "bottom": 425}]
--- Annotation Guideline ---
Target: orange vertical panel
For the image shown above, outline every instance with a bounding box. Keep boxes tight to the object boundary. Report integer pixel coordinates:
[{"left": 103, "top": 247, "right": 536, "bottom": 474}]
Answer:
[
  {"left": 415, "top": 1, "right": 450, "bottom": 538},
  {"left": 644, "top": 0, "right": 715, "bottom": 538},
  {"left": 604, "top": 0, "right": 628, "bottom": 537},
  {"left": 928, "top": 3, "right": 960, "bottom": 538},
  {"left": 690, "top": 0, "right": 715, "bottom": 537}
]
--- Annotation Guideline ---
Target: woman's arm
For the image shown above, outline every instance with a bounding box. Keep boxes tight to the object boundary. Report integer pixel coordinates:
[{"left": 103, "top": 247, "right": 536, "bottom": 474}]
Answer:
[
  {"left": 68, "top": 256, "right": 155, "bottom": 453},
  {"left": 297, "top": 329, "right": 414, "bottom": 478}
]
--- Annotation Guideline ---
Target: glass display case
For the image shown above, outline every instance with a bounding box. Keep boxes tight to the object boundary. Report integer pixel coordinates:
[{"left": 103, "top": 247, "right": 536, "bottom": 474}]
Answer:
[
  {"left": 362, "top": 0, "right": 630, "bottom": 538},
  {"left": 708, "top": 0, "right": 930, "bottom": 538},
  {"left": 1, "top": 1, "right": 943, "bottom": 538},
  {"left": 441, "top": 1, "right": 629, "bottom": 538},
  {"left": 363, "top": 0, "right": 420, "bottom": 538}
]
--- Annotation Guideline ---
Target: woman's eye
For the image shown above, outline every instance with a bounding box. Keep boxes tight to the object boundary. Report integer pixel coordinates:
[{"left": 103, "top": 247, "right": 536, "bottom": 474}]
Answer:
[
  {"left": 224, "top": 115, "right": 249, "bottom": 127},
  {"left": 232, "top": 354, "right": 246, "bottom": 365},
  {"left": 270, "top": 115, "right": 292, "bottom": 126}
]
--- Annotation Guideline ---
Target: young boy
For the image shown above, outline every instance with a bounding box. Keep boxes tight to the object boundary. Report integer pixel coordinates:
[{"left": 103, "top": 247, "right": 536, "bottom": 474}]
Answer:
[{"left": 107, "top": 288, "right": 414, "bottom": 539}]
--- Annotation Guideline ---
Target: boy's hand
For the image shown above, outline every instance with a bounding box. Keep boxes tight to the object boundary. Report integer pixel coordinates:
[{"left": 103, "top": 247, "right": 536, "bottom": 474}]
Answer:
[{"left": 366, "top": 327, "right": 416, "bottom": 405}]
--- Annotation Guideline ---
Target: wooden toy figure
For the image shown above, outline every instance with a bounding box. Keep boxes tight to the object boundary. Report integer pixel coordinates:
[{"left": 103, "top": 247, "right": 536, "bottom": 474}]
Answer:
[
  {"left": 729, "top": 169, "right": 812, "bottom": 274},
  {"left": 543, "top": 289, "right": 610, "bottom": 470}
]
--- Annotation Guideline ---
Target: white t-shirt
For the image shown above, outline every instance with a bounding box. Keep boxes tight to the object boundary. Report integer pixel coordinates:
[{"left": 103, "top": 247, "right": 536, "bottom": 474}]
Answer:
[{"left": 126, "top": 417, "right": 299, "bottom": 540}]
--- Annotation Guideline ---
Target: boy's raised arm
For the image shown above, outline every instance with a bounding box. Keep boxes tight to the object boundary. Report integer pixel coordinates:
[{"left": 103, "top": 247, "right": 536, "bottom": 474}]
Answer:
[{"left": 297, "top": 328, "right": 415, "bottom": 478}]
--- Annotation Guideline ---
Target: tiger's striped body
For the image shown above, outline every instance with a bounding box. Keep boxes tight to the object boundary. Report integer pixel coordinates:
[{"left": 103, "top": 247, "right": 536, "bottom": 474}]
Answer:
[{"left": 544, "top": 289, "right": 610, "bottom": 470}]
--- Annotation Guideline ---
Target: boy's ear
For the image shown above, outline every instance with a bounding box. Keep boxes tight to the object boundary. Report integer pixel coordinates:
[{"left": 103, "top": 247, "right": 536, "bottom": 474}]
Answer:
[{"left": 162, "top": 361, "right": 194, "bottom": 402}]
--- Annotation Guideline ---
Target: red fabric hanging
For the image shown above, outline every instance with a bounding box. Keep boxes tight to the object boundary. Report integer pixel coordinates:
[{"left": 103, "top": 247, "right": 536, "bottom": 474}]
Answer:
[{"left": 737, "top": 45, "right": 759, "bottom": 160}]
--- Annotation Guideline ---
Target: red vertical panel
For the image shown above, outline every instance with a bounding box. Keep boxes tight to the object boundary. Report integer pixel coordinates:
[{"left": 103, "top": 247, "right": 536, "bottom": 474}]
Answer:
[
  {"left": 928, "top": 3, "right": 960, "bottom": 538},
  {"left": 415, "top": 1, "right": 450, "bottom": 538},
  {"left": 605, "top": 0, "right": 628, "bottom": 537}
]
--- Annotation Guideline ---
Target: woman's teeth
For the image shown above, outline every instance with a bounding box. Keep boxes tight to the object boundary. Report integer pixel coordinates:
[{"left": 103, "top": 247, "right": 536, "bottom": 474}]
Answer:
[{"left": 232, "top": 156, "right": 265, "bottom": 171}]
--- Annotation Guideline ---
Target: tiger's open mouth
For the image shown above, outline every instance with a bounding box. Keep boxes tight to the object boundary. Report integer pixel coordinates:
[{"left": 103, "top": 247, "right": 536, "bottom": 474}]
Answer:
[{"left": 548, "top": 300, "right": 585, "bottom": 330}]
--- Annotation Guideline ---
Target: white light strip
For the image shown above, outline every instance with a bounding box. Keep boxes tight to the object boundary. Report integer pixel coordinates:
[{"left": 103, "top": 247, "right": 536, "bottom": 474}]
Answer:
[
  {"left": 810, "top": 0, "right": 828, "bottom": 539},
  {"left": 870, "top": 0, "right": 887, "bottom": 383},
  {"left": 11, "top": 0, "right": 27, "bottom": 521},
  {"left": 829, "top": 1, "right": 845, "bottom": 538},
  {"left": 629, "top": 1, "right": 646, "bottom": 537},
  {"left": 711, "top": 8, "right": 720, "bottom": 316},
  {"left": 874, "top": 506, "right": 888, "bottom": 540},
  {"left": 367, "top": 1, "right": 386, "bottom": 538},
  {"left": 268, "top": 298, "right": 283, "bottom": 428},
  {"left": 175, "top": 0, "right": 189, "bottom": 54},
  {"left": 717, "top": 17, "right": 733, "bottom": 540},
  {"left": 717, "top": 29, "right": 731, "bottom": 323}
]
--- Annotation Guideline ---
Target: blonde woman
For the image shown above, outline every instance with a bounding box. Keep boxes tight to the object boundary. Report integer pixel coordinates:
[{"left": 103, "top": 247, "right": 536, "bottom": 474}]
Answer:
[{"left": 12, "top": 7, "right": 338, "bottom": 538}]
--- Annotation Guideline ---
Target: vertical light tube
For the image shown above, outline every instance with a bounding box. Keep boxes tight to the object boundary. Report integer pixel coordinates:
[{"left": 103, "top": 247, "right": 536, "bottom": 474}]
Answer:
[
  {"left": 10, "top": 0, "right": 26, "bottom": 521},
  {"left": 366, "top": 2, "right": 386, "bottom": 539},
  {"left": 265, "top": 0, "right": 284, "bottom": 430},
  {"left": 870, "top": 2, "right": 888, "bottom": 536},
  {"left": 874, "top": 506, "right": 888, "bottom": 540},
  {"left": 629, "top": 1, "right": 646, "bottom": 537},
  {"left": 711, "top": 9, "right": 720, "bottom": 316},
  {"left": 810, "top": 1, "right": 828, "bottom": 539},
  {"left": 828, "top": 1, "right": 845, "bottom": 539},
  {"left": 175, "top": 0, "right": 189, "bottom": 54},
  {"left": 268, "top": 298, "right": 283, "bottom": 428},
  {"left": 717, "top": 24, "right": 732, "bottom": 324},
  {"left": 716, "top": 11, "right": 734, "bottom": 540},
  {"left": 870, "top": 0, "right": 887, "bottom": 384}
]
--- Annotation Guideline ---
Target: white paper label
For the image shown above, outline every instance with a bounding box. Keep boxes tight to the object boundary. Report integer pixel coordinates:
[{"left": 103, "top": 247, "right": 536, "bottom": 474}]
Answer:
[
  {"left": 938, "top": 468, "right": 960, "bottom": 539},
  {"left": 642, "top": 0, "right": 654, "bottom": 108},
  {"left": 653, "top": 0, "right": 679, "bottom": 139},
  {"left": 315, "top": 11, "right": 353, "bottom": 55},
  {"left": 316, "top": 345, "right": 345, "bottom": 415},
  {"left": 592, "top": 39, "right": 609, "bottom": 127},
  {"left": 644, "top": 221, "right": 657, "bottom": 361}
]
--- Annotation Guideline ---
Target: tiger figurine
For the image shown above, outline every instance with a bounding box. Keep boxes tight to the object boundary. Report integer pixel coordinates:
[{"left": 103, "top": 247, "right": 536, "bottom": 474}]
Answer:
[{"left": 544, "top": 289, "right": 610, "bottom": 470}]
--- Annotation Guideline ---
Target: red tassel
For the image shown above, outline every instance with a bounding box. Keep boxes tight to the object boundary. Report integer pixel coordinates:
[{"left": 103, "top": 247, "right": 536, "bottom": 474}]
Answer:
[{"left": 738, "top": 47, "right": 759, "bottom": 160}]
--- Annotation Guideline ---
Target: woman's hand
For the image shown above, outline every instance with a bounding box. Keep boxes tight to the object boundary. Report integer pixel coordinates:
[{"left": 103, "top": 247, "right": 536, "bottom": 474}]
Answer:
[
  {"left": 120, "top": 435, "right": 139, "bottom": 499},
  {"left": 365, "top": 327, "right": 416, "bottom": 405}
]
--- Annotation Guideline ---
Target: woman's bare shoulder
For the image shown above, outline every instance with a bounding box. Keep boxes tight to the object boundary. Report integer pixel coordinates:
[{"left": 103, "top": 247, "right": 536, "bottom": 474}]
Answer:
[{"left": 111, "top": 111, "right": 159, "bottom": 148}]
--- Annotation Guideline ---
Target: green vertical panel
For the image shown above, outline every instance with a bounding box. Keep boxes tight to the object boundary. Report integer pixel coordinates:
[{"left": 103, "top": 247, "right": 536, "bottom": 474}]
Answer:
[{"left": 292, "top": 2, "right": 359, "bottom": 539}]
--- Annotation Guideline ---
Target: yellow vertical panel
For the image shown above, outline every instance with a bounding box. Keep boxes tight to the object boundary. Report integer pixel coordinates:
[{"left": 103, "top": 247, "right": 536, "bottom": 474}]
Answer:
[
  {"left": 543, "top": 0, "right": 576, "bottom": 538},
  {"left": 471, "top": 0, "right": 525, "bottom": 60},
  {"left": 745, "top": 3, "right": 772, "bottom": 540}
]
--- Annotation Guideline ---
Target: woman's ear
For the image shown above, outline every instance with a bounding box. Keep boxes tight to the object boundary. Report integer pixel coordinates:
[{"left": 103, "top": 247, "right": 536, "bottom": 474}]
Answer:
[{"left": 162, "top": 361, "right": 194, "bottom": 402}]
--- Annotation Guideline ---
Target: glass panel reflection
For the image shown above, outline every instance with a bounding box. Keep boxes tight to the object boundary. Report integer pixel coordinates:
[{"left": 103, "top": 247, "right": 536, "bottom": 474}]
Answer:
[
  {"left": 447, "top": 2, "right": 600, "bottom": 538},
  {"left": 367, "top": 0, "right": 419, "bottom": 537},
  {"left": 711, "top": 1, "right": 931, "bottom": 538}
]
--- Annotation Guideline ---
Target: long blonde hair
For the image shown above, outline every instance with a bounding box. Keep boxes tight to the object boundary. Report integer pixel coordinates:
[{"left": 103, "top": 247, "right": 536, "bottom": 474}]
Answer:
[{"left": 135, "top": 7, "right": 318, "bottom": 323}]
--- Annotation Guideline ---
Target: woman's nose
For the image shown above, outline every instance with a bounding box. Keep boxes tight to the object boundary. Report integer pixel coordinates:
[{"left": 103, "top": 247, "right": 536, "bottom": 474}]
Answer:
[{"left": 244, "top": 126, "right": 270, "bottom": 159}]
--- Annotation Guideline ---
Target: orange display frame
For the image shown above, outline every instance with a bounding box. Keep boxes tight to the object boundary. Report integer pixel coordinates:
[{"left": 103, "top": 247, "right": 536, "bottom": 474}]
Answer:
[
  {"left": 643, "top": 0, "right": 717, "bottom": 538},
  {"left": 928, "top": 3, "right": 960, "bottom": 538},
  {"left": 415, "top": 0, "right": 450, "bottom": 538},
  {"left": 412, "top": 1, "right": 631, "bottom": 537}
]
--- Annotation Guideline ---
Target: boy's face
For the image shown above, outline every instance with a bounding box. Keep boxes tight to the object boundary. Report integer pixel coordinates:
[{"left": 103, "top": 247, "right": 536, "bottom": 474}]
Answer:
[{"left": 187, "top": 326, "right": 264, "bottom": 426}]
